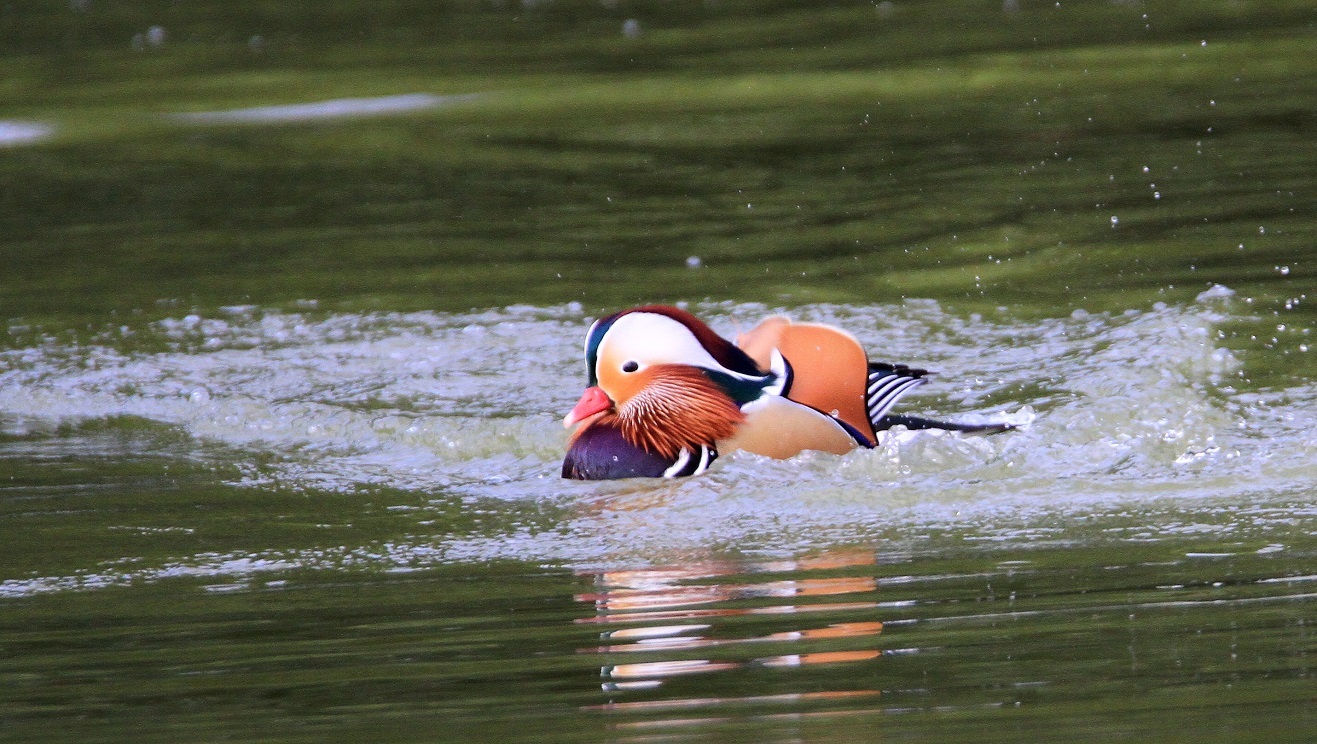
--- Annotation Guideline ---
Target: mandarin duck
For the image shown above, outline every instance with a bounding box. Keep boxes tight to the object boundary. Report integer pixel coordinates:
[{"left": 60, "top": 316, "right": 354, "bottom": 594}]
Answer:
[{"left": 561, "top": 306, "right": 1008, "bottom": 480}]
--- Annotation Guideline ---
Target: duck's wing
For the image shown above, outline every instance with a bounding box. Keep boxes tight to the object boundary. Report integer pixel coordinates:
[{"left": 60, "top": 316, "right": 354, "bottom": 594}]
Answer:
[{"left": 736, "top": 316, "right": 875, "bottom": 443}]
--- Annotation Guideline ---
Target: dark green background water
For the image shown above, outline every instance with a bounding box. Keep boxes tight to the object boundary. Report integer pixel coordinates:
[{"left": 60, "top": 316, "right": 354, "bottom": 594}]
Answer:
[{"left": 2, "top": 1, "right": 1315, "bottom": 741}]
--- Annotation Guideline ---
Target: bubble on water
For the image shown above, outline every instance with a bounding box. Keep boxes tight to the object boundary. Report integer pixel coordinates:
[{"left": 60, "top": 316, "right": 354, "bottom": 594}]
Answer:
[{"left": 686, "top": 256, "right": 703, "bottom": 268}]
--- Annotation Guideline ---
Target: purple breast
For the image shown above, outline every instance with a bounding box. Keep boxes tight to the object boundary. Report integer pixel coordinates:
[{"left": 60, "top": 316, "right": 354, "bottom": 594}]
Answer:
[{"left": 561, "top": 421, "right": 677, "bottom": 480}]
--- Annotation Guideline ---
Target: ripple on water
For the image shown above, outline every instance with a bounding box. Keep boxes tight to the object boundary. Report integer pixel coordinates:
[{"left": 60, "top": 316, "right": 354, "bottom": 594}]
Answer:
[
  {"left": 0, "top": 120, "right": 54, "bottom": 147},
  {"left": 167, "top": 93, "right": 478, "bottom": 124}
]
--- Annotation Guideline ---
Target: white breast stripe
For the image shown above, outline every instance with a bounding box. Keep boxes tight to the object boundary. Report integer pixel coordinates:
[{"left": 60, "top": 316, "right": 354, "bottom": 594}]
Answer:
[
  {"left": 761, "top": 349, "right": 789, "bottom": 397},
  {"left": 663, "top": 448, "right": 693, "bottom": 478},
  {"left": 693, "top": 445, "right": 713, "bottom": 475}
]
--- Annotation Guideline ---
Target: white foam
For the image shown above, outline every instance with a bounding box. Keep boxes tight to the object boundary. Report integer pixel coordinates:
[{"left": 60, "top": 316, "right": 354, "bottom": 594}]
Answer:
[{"left": 2, "top": 300, "right": 1315, "bottom": 584}]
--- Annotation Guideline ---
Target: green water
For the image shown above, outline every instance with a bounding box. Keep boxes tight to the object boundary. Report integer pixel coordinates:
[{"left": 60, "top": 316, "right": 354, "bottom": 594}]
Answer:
[{"left": 2, "top": 1, "right": 1315, "bottom": 741}]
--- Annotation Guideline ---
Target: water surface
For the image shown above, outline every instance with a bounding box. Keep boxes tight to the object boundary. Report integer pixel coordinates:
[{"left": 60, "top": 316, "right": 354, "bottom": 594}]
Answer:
[{"left": 2, "top": 1, "right": 1315, "bottom": 741}]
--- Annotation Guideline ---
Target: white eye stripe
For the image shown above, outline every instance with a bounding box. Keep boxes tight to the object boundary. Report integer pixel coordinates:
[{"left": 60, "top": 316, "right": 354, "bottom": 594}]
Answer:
[
  {"left": 600, "top": 312, "right": 774, "bottom": 389},
  {"left": 603, "top": 313, "right": 724, "bottom": 371}
]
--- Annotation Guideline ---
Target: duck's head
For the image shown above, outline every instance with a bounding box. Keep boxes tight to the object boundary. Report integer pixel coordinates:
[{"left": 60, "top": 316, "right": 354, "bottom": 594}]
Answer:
[{"left": 563, "top": 306, "right": 783, "bottom": 458}]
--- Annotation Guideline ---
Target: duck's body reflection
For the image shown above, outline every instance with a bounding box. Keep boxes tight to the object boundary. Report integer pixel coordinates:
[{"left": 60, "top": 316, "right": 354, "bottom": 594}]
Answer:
[{"left": 575, "top": 551, "right": 901, "bottom": 730}]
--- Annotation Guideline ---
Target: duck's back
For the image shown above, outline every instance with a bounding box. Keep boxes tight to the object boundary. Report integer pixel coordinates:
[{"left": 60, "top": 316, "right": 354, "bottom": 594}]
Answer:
[{"left": 737, "top": 317, "right": 875, "bottom": 443}]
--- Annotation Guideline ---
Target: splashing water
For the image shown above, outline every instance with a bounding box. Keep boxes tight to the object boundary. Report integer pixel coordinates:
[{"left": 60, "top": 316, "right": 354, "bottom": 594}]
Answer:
[{"left": 2, "top": 296, "right": 1314, "bottom": 591}]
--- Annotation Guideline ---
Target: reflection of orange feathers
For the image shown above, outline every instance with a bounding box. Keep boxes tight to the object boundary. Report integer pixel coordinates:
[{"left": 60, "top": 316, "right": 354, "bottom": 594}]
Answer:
[
  {"left": 795, "top": 550, "right": 877, "bottom": 571},
  {"left": 737, "top": 317, "right": 875, "bottom": 443}
]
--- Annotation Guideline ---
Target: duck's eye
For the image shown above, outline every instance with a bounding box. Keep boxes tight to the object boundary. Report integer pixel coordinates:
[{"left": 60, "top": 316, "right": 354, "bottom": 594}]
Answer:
[{"left": 621, "top": 360, "right": 639, "bottom": 373}]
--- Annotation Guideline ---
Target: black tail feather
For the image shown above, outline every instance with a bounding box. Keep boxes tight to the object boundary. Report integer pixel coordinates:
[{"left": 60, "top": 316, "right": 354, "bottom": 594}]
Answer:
[
  {"left": 876, "top": 413, "right": 1014, "bottom": 435},
  {"left": 866, "top": 361, "right": 1015, "bottom": 436},
  {"left": 865, "top": 362, "right": 930, "bottom": 430}
]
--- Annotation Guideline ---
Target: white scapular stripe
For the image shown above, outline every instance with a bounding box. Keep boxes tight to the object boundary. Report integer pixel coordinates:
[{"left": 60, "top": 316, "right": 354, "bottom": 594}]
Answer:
[{"left": 866, "top": 375, "right": 926, "bottom": 422}]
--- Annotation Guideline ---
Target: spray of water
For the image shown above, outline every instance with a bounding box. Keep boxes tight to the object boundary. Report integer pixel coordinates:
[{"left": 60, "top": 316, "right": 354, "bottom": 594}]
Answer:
[{"left": 2, "top": 294, "right": 1313, "bottom": 591}]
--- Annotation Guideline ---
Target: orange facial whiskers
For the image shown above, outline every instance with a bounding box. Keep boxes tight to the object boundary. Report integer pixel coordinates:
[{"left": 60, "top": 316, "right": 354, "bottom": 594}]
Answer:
[{"left": 614, "top": 365, "right": 745, "bottom": 460}]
